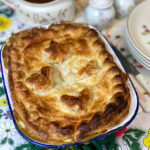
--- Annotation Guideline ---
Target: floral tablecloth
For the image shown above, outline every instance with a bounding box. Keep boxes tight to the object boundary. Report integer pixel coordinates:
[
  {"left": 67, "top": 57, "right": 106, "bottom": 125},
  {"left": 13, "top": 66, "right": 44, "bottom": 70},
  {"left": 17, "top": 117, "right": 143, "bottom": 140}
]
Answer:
[{"left": 0, "top": 1, "right": 150, "bottom": 150}]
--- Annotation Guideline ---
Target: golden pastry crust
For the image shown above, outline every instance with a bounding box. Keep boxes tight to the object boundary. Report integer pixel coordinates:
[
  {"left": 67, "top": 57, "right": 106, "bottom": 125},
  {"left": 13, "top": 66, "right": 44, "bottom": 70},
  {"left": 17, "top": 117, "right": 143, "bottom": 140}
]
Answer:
[{"left": 3, "top": 22, "right": 130, "bottom": 144}]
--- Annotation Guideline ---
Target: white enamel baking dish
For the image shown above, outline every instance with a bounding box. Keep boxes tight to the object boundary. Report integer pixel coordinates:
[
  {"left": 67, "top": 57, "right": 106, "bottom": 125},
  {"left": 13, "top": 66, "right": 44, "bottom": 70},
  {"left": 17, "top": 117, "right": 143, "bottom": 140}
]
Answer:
[{"left": 0, "top": 24, "right": 139, "bottom": 148}]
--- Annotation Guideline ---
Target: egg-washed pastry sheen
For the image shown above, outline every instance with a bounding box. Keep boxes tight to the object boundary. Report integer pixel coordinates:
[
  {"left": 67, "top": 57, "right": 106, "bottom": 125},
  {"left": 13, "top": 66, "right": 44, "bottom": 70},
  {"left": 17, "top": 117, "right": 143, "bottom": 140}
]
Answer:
[{"left": 3, "top": 22, "right": 130, "bottom": 144}]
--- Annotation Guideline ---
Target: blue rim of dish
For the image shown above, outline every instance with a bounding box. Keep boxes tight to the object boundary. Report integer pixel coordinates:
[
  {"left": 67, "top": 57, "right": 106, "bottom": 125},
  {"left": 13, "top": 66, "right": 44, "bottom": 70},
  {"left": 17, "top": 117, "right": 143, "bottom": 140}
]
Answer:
[{"left": 0, "top": 43, "right": 139, "bottom": 148}]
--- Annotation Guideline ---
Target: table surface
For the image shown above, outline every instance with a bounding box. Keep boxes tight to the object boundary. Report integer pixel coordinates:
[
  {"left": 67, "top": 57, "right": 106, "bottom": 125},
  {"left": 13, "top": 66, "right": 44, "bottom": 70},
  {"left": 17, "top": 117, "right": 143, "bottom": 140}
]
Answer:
[{"left": 0, "top": 1, "right": 150, "bottom": 150}]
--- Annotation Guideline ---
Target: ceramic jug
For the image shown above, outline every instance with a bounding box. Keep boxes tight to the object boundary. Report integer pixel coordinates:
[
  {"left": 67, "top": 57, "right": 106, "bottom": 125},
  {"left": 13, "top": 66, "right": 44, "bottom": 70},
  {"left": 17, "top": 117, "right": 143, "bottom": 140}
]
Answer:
[{"left": 85, "top": 0, "right": 115, "bottom": 30}]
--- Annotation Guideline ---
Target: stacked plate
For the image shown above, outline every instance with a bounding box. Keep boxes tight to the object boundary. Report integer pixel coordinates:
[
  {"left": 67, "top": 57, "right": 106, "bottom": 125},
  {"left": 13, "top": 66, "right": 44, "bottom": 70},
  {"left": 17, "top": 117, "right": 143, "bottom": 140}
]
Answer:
[{"left": 125, "top": 0, "right": 150, "bottom": 71}]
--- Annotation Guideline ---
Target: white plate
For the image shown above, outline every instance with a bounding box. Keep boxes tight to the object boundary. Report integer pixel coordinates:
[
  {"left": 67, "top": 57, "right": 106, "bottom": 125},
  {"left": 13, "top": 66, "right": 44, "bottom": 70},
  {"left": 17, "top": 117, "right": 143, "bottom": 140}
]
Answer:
[
  {"left": 126, "top": 27, "right": 150, "bottom": 65},
  {"left": 0, "top": 25, "right": 139, "bottom": 148},
  {"left": 125, "top": 29, "right": 150, "bottom": 64},
  {"left": 127, "top": 0, "right": 150, "bottom": 61},
  {"left": 125, "top": 30, "right": 150, "bottom": 70}
]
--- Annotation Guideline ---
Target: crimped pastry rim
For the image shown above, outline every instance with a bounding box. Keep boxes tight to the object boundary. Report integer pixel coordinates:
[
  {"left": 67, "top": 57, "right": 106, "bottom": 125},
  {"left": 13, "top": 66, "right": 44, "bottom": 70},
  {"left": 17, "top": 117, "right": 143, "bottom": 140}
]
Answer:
[{"left": 0, "top": 23, "right": 138, "bottom": 148}]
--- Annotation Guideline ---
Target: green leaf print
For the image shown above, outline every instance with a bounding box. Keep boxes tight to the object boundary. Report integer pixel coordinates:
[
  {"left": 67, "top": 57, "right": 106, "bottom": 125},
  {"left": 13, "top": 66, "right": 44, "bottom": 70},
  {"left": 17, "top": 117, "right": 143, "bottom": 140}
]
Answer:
[
  {"left": 113, "top": 143, "right": 120, "bottom": 150},
  {"left": 123, "top": 136, "right": 141, "bottom": 150},
  {"left": 14, "top": 143, "right": 44, "bottom": 150},
  {"left": 82, "top": 145, "right": 92, "bottom": 150},
  {"left": 61, "top": 148, "right": 73, "bottom": 150},
  {"left": 8, "top": 138, "right": 14, "bottom": 145},
  {"left": 73, "top": 134, "right": 116, "bottom": 150},
  {"left": 0, "top": 41, "right": 5, "bottom": 45},
  {"left": 125, "top": 128, "right": 145, "bottom": 139},
  {"left": 122, "top": 128, "right": 145, "bottom": 150},
  {"left": 0, "top": 137, "right": 7, "bottom": 145},
  {"left": 0, "top": 87, "right": 5, "bottom": 96},
  {"left": 0, "top": 109, "right": 3, "bottom": 119},
  {"left": 0, "top": 78, "right": 3, "bottom": 83},
  {"left": 0, "top": 8, "right": 14, "bottom": 18},
  {"left": 0, "top": 1, "right": 4, "bottom": 6},
  {"left": 72, "top": 146, "right": 80, "bottom": 150}
]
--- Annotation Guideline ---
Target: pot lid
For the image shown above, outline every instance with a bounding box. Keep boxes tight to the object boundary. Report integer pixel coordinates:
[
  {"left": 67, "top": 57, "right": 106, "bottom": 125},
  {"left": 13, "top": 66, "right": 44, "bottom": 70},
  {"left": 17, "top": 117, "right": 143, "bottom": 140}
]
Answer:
[{"left": 89, "top": 0, "right": 113, "bottom": 9}]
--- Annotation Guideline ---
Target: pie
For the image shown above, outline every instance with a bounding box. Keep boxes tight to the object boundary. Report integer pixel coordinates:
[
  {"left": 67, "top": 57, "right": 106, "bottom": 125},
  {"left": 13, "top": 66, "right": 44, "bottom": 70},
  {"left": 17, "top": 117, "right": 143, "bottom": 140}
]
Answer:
[{"left": 2, "top": 22, "right": 130, "bottom": 144}]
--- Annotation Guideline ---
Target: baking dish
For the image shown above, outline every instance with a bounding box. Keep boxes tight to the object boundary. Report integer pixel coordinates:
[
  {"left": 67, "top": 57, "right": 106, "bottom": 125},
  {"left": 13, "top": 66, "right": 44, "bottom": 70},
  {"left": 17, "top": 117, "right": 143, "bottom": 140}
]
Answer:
[{"left": 0, "top": 24, "right": 139, "bottom": 148}]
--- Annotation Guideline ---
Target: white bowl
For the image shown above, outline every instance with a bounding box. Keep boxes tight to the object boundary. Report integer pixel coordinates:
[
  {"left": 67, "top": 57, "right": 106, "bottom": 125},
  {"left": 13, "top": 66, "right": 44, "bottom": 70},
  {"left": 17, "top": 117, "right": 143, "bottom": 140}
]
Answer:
[{"left": 2, "top": 0, "right": 75, "bottom": 26}]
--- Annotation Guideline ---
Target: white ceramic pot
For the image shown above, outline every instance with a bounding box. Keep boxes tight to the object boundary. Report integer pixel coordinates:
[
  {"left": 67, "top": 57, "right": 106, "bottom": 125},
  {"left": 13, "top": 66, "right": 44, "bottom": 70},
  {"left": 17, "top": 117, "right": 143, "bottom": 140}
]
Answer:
[
  {"left": 114, "top": 0, "right": 135, "bottom": 18},
  {"left": 89, "top": 0, "right": 114, "bottom": 9},
  {"left": 85, "top": 2, "right": 115, "bottom": 30},
  {"left": 2, "top": 0, "right": 75, "bottom": 26}
]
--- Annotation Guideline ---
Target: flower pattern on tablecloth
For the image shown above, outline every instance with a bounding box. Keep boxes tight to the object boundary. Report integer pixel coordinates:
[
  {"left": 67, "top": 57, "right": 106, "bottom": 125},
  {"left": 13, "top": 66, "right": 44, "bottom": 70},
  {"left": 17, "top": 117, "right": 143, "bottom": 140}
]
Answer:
[
  {"left": 116, "top": 128, "right": 127, "bottom": 138},
  {"left": 138, "top": 93, "right": 148, "bottom": 102},
  {"left": 3, "top": 110, "right": 12, "bottom": 120},
  {"left": 0, "top": 109, "right": 3, "bottom": 120},
  {"left": 0, "top": 78, "right": 5, "bottom": 98},
  {"left": 143, "top": 129, "right": 150, "bottom": 150},
  {"left": 0, "top": 98, "right": 7, "bottom": 107},
  {"left": 0, "top": 16, "right": 11, "bottom": 31},
  {"left": 0, "top": 7, "right": 14, "bottom": 18},
  {"left": 0, "top": 1, "right": 150, "bottom": 149},
  {"left": 115, "top": 128, "right": 146, "bottom": 150},
  {"left": 0, "top": 121, "right": 16, "bottom": 139},
  {"left": 0, "top": 121, "right": 15, "bottom": 147}
]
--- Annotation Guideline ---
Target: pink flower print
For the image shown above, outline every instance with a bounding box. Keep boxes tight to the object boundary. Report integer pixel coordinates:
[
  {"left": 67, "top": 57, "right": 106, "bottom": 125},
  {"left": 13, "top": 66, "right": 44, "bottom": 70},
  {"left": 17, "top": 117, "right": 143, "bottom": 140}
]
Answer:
[
  {"left": 6, "top": 6, "right": 14, "bottom": 10},
  {"left": 138, "top": 92, "right": 147, "bottom": 102},
  {"left": 145, "top": 80, "right": 150, "bottom": 85},
  {"left": 100, "top": 18, "right": 105, "bottom": 22}
]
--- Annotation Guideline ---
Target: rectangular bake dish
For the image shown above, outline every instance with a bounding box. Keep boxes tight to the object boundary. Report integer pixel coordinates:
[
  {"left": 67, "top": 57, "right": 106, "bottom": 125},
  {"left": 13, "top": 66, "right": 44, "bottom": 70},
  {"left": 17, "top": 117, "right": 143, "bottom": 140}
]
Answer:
[{"left": 0, "top": 23, "right": 139, "bottom": 148}]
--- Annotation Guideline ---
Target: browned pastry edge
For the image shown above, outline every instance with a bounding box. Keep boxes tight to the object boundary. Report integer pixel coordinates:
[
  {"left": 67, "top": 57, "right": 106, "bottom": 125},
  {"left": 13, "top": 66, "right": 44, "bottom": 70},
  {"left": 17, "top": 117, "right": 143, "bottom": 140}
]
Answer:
[{"left": 3, "top": 22, "right": 131, "bottom": 144}]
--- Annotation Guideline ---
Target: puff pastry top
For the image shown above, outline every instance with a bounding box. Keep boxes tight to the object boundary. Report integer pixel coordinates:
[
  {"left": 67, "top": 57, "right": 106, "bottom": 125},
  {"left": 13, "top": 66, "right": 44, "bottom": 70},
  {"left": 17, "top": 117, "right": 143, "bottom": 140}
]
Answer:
[{"left": 3, "top": 22, "right": 130, "bottom": 144}]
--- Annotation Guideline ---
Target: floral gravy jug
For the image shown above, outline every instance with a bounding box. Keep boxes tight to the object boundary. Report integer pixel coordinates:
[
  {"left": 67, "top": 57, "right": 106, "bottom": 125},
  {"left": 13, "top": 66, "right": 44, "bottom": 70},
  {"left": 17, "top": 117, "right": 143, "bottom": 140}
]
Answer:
[{"left": 85, "top": 0, "right": 115, "bottom": 30}]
